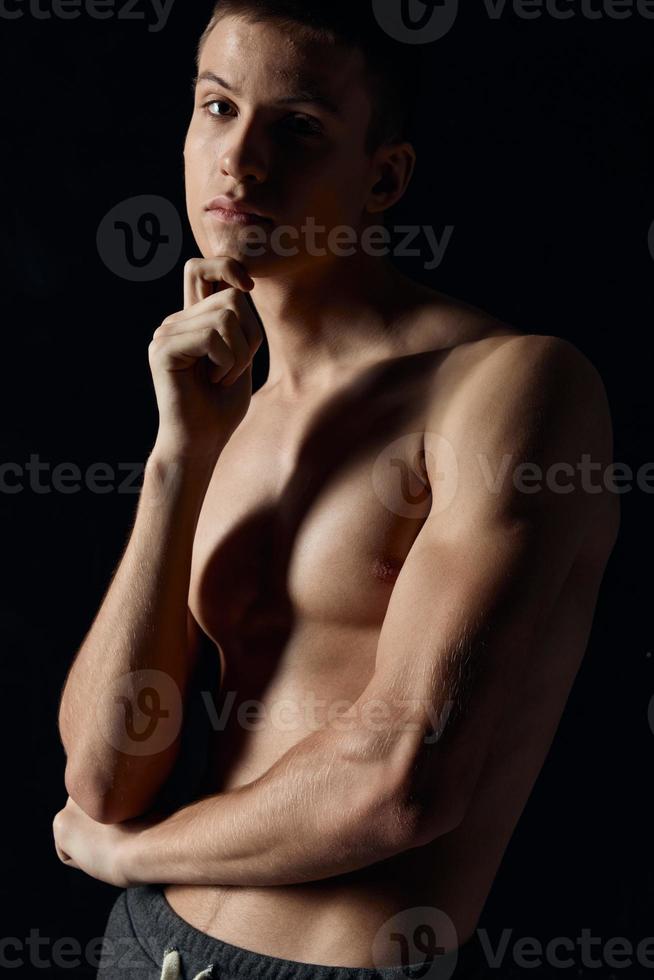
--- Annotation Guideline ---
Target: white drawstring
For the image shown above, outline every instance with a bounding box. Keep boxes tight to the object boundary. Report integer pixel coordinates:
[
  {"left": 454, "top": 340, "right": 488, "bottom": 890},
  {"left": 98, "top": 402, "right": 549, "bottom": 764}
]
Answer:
[{"left": 160, "top": 946, "right": 214, "bottom": 979}]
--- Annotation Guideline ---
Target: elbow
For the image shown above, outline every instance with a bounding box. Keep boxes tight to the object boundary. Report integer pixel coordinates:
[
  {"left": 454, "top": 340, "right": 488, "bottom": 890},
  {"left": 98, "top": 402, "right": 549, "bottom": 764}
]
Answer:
[
  {"left": 64, "top": 766, "right": 143, "bottom": 826},
  {"left": 409, "top": 793, "right": 468, "bottom": 849},
  {"left": 348, "top": 767, "right": 466, "bottom": 859},
  {"left": 380, "top": 785, "right": 467, "bottom": 853},
  {"left": 339, "top": 732, "right": 468, "bottom": 859},
  {"left": 64, "top": 770, "right": 110, "bottom": 824}
]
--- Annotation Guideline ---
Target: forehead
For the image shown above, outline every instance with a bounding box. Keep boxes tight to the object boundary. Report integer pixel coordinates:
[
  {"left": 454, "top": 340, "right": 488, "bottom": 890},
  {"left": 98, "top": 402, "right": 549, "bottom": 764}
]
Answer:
[{"left": 198, "top": 15, "right": 372, "bottom": 121}]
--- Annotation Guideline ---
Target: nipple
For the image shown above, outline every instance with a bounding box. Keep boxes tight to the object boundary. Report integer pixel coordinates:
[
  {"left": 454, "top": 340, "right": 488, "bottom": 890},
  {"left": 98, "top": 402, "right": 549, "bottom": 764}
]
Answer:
[{"left": 371, "top": 556, "right": 403, "bottom": 583}]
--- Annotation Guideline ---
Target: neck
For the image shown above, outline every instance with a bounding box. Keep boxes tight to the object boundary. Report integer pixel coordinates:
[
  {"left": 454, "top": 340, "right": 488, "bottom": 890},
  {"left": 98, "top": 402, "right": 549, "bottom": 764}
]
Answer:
[{"left": 250, "top": 252, "right": 432, "bottom": 400}]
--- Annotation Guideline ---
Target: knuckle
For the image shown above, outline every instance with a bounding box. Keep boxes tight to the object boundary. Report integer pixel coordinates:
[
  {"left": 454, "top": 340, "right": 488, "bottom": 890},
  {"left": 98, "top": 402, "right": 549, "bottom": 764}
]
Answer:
[
  {"left": 220, "top": 286, "right": 239, "bottom": 306},
  {"left": 216, "top": 306, "right": 237, "bottom": 324},
  {"left": 211, "top": 331, "right": 236, "bottom": 365},
  {"left": 184, "top": 257, "right": 201, "bottom": 275}
]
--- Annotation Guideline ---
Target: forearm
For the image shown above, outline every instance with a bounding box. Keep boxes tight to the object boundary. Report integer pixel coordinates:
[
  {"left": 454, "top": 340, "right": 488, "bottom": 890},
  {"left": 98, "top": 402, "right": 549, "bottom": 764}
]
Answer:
[
  {"left": 124, "top": 726, "right": 411, "bottom": 887},
  {"left": 58, "top": 446, "right": 218, "bottom": 823}
]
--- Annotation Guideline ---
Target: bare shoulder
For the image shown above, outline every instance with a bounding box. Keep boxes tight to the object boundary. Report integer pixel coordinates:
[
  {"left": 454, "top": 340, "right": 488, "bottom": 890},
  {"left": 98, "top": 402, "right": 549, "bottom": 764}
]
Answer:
[
  {"left": 441, "top": 331, "right": 613, "bottom": 442},
  {"left": 411, "top": 293, "right": 613, "bottom": 429},
  {"left": 465, "top": 333, "right": 607, "bottom": 403},
  {"left": 423, "top": 324, "right": 621, "bottom": 562},
  {"left": 413, "top": 296, "right": 615, "bottom": 467}
]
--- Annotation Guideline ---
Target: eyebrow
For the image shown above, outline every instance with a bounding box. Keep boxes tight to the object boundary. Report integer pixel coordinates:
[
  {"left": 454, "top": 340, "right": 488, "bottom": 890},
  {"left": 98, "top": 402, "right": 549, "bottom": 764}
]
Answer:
[{"left": 192, "top": 71, "right": 341, "bottom": 116}]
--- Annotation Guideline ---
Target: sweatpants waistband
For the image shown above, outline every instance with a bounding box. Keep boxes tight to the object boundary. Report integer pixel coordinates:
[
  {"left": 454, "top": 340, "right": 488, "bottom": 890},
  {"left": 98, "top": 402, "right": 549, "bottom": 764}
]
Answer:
[{"left": 109, "top": 885, "right": 490, "bottom": 980}]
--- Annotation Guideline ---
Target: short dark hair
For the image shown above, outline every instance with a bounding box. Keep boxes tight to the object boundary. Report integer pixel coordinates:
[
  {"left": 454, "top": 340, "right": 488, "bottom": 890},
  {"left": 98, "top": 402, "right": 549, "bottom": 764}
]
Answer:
[{"left": 195, "top": 0, "right": 423, "bottom": 155}]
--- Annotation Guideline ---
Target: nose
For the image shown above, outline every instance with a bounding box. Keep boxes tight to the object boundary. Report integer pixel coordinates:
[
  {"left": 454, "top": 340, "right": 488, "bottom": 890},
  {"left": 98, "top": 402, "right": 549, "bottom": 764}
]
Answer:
[{"left": 219, "top": 119, "right": 268, "bottom": 184}]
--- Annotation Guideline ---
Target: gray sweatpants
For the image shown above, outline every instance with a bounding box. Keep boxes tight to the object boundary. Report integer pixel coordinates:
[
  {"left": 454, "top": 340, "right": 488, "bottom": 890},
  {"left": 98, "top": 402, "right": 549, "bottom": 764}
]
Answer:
[{"left": 95, "top": 885, "right": 491, "bottom": 980}]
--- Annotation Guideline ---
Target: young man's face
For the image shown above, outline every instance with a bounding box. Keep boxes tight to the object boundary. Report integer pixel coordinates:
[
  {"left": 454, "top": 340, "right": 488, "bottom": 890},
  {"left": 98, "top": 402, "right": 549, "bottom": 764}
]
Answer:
[{"left": 184, "top": 14, "right": 386, "bottom": 275}]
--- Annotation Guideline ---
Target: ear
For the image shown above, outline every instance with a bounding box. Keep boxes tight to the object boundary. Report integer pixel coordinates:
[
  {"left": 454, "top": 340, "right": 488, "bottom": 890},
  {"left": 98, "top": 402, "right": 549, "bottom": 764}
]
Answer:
[{"left": 365, "top": 141, "right": 417, "bottom": 216}]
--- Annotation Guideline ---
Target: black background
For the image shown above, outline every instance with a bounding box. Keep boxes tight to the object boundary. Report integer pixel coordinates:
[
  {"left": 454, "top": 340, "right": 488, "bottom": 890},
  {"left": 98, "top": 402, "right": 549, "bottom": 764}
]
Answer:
[{"left": 1, "top": 1, "right": 652, "bottom": 977}]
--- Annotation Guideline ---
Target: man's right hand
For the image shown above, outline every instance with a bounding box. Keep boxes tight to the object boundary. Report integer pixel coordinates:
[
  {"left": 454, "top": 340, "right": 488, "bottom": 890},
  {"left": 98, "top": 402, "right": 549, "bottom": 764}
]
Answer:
[{"left": 148, "top": 256, "right": 264, "bottom": 461}]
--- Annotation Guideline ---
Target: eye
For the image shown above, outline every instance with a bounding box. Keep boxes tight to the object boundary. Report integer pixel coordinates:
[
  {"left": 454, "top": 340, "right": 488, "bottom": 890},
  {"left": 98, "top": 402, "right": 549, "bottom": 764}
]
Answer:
[
  {"left": 287, "top": 115, "right": 323, "bottom": 137},
  {"left": 201, "top": 100, "right": 322, "bottom": 138},
  {"left": 202, "top": 99, "right": 234, "bottom": 119}
]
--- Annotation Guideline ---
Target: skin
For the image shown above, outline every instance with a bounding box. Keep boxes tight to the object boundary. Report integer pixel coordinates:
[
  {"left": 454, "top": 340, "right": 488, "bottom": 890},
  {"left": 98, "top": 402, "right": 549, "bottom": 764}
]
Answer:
[
  {"left": 53, "top": 15, "right": 621, "bottom": 969},
  {"left": 184, "top": 12, "right": 423, "bottom": 399}
]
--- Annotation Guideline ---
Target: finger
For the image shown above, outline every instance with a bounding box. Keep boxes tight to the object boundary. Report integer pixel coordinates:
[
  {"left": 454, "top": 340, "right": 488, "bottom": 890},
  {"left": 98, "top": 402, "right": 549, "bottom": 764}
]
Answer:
[
  {"left": 156, "top": 315, "right": 251, "bottom": 386},
  {"left": 229, "top": 290, "right": 265, "bottom": 355},
  {"left": 208, "top": 310, "right": 253, "bottom": 386},
  {"left": 54, "top": 841, "right": 72, "bottom": 862},
  {"left": 149, "top": 315, "right": 238, "bottom": 381},
  {"left": 184, "top": 258, "right": 215, "bottom": 311},
  {"left": 161, "top": 308, "right": 252, "bottom": 380},
  {"left": 161, "top": 286, "right": 241, "bottom": 328},
  {"left": 183, "top": 257, "right": 254, "bottom": 311},
  {"left": 62, "top": 856, "right": 81, "bottom": 870},
  {"left": 153, "top": 303, "right": 263, "bottom": 361}
]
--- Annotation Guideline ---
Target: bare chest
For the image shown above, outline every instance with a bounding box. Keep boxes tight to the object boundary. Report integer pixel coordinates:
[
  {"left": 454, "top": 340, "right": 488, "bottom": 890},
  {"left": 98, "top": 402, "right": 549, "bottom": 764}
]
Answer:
[{"left": 188, "top": 386, "right": 432, "bottom": 673}]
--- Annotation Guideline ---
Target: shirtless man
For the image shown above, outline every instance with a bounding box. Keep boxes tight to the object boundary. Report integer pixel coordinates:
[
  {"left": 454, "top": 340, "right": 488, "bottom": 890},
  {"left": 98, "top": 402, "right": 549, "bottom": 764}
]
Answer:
[{"left": 53, "top": 3, "right": 620, "bottom": 977}]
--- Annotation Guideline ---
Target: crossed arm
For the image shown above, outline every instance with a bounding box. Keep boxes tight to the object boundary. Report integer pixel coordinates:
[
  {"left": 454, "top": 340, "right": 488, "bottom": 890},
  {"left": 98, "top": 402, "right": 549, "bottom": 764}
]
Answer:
[{"left": 54, "top": 335, "right": 618, "bottom": 888}]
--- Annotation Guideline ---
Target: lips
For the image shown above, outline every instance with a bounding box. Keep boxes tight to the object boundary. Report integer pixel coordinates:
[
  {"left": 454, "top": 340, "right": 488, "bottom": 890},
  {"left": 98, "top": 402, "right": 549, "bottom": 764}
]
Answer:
[{"left": 204, "top": 196, "right": 272, "bottom": 221}]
